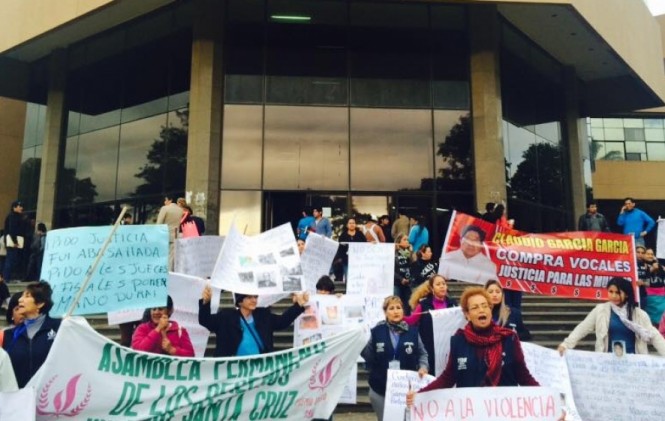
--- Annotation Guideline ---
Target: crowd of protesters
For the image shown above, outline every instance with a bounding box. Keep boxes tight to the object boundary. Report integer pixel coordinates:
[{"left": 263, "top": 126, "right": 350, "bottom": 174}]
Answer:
[{"left": 2, "top": 195, "right": 665, "bottom": 420}]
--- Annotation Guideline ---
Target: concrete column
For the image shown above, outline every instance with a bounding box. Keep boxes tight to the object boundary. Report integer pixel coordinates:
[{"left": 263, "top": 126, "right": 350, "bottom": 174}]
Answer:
[
  {"left": 469, "top": 5, "right": 507, "bottom": 213},
  {"left": 0, "top": 97, "right": 26, "bottom": 212},
  {"left": 186, "top": 0, "right": 224, "bottom": 234},
  {"left": 36, "top": 49, "right": 67, "bottom": 228},
  {"left": 563, "top": 67, "right": 588, "bottom": 227}
]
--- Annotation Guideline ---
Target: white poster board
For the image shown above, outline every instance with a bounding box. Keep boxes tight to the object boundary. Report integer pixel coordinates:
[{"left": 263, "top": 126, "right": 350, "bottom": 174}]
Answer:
[
  {"left": 301, "top": 233, "right": 339, "bottom": 293},
  {"left": 211, "top": 223, "right": 303, "bottom": 295},
  {"left": 174, "top": 236, "right": 224, "bottom": 278},
  {"left": 384, "top": 369, "right": 435, "bottom": 421},
  {"left": 430, "top": 307, "right": 466, "bottom": 376},
  {"left": 0, "top": 387, "right": 36, "bottom": 420},
  {"left": 657, "top": 219, "right": 665, "bottom": 259},
  {"left": 346, "top": 243, "right": 394, "bottom": 296}
]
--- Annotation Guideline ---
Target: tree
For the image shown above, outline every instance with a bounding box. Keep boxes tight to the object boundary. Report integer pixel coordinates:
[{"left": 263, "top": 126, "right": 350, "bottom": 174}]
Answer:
[
  {"left": 133, "top": 108, "right": 189, "bottom": 197},
  {"left": 509, "top": 142, "right": 564, "bottom": 208}
]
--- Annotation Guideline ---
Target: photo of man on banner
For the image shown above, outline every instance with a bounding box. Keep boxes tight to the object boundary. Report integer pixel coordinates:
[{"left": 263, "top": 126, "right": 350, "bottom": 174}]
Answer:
[{"left": 439, "top": 218, "right": 497, "bottom": 285}]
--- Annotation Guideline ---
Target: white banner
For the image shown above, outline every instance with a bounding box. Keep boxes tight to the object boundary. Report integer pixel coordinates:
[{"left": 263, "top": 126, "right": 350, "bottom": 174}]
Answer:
[
  {"left": 411, "top": 386, "right": 562, "bottom": 421},
  {"left": 566, "top": 349, "right": 665, "bottom": 421},
  {"left": 384, "top": 369, "right": 435, "bottom": 421},
  {"left": 301, "top": 233, "right": 339, "bottom": 293},
  {"left": 168, "top": 273, "right": 220, "bottom": 357},
  {"left": 175, "top": 236, "right": 225, "bottom": 278},
  {"left": 346, "top": 243, "right": 394, "bottom": 296},
  {"left": 657, "top": 219, "right": 665, "bottom": 259},
  {"left": 430, "top": 307, "right": 466, "bottom": 376},
  {"left": 211, "top": 224, "right": 303, "bottom": 295},
  {"left": 0, "top": 387, "right": 36, "bottom": 420},
  {"left": 28, "top": 317, "right": 364, "bottom": 420}
]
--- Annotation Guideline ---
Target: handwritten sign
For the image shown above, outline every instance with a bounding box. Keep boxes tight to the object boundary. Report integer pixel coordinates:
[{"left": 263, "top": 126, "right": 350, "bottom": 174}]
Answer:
[
  {"left": 565, "top": 349, "right": 665, "bottom": 421},
  {"left": 174, "top": 236, "right": 225, "bottom": 278},
  {"left": 168, "top": 273, "right": 220, "bottom": 357},
  {"left": 211, "top": 223, "right": 303, "bottom": 295},
  {"left": 411, "top": 386, "right": 561, "bottom": 421},
  {"left": 42, "top": 225, "right": 169, "bottom": 317},
  {"left": 431, "top": 307, "right": 466, "bottom": 376},
  {"left": 301, "top": 233, "right": 339, "bottom": 293},
  {"left": 521, "top": 343, "right": 581, "bottom": 421},
  {"left": 384, "top": 369, "right": 435, "bottom": 421},
  {"left": 347, "top": 243, "right": 394, "bottom": 296}
]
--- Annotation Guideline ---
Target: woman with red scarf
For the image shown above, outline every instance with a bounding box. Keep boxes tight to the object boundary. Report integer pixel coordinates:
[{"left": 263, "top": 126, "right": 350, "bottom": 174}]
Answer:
[{"left": 407, "top": 287, "right": 537, "bottom": 404}]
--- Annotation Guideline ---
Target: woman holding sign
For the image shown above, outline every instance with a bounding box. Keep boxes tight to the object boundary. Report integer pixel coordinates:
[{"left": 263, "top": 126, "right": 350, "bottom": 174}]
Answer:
[
  {"left": 406, "top": 286, "right": 538, "bottom": 405},
  {"left": 199, "top": 285, "right": 309, "bottom": 357},
  {"left": 362, "top": 296, "right": 428, "bottom": 421},
  {"left": 558, "top": 277, "right": 665, "bottom": 356},
  {"left": 132, "top": 295, "right": 195, "bottom": 357},
  {"left": 2, "top": 282, "right": 60, "bottom": 388}
]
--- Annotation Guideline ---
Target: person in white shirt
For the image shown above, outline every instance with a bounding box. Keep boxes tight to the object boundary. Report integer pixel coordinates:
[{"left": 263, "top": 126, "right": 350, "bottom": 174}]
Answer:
[{"left": 439, "top": 225, "right": 497, "bottom": 284}]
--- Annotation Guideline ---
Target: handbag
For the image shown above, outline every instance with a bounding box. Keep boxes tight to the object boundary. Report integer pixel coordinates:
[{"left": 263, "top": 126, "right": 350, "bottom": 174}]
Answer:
[
  {"left": 5, "top": 235, "right": 24, "bottom": 249},
  {"left": 181, "top": 221, "right": 200, "bottom": 238}
]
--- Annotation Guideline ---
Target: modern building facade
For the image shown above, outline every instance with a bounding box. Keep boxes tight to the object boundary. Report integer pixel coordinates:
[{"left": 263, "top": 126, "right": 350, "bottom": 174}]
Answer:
[{"left": 0, "top": 0, "right": 663, "bottom": 252}]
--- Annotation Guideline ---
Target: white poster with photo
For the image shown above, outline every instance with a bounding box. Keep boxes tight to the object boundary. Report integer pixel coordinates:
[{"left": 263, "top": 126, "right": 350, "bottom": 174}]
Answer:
[
  {"left": 430, "top": 307, "right": 466, "bottom": 376},
  {"left": 210, "top": 223, "right": 303, "bottom": 295},
  {"left": 384, "top": 369, "right": 435, "bottom": 421},
  {"left": 301, "top": 233, "right": 339, "bottom": 293},
  {"left": 346, "top": 243, "right": 394, "bottom": 296},
  {"left": 168, "top": 273, "right": 220, "bottom": 357},
  {"left": 174, "top": 236, "right": 224, "bottom": 278}
]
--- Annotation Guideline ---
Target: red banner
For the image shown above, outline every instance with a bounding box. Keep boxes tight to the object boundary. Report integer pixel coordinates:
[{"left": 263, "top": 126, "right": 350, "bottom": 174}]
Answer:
[{"left": 438, "top": 211, "right": 637, "bottom": 301}]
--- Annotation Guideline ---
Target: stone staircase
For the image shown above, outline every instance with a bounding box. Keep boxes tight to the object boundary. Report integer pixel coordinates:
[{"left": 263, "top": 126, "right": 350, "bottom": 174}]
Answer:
[{"left": 1, "top": 282, "right": 598, "bottom": 411}]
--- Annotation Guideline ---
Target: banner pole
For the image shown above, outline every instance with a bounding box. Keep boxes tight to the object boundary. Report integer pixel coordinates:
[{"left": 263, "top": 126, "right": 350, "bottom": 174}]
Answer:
[{"left": 65, "top": 207, "right": 128, "bottom": 318}]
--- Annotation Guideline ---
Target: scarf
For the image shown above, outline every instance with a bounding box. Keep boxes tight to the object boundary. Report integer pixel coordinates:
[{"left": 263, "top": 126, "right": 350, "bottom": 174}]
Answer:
[
  {"left": 610, "top": 303, "right": 654, "bottom": 343},
  {"left": 462, "top": 322, "right": 514, "bottom": 386},
  {"left": 380, "top": 320, "right": 410, "bottom": 333}
]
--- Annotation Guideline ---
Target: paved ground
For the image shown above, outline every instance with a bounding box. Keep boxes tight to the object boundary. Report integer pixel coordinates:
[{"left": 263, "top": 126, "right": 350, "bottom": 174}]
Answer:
[{"left": 335, "top": 413, "right": 376, "bottom": 421}]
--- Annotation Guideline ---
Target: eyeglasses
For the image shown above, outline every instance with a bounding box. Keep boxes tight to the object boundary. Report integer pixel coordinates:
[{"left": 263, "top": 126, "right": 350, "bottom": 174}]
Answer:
[{"left": 468, "top": 303, "right": 490, "bottom": 311}]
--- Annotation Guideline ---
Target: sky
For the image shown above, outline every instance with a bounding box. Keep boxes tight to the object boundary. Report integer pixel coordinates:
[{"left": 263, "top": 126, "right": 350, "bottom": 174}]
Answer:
[{"left": 645, "top": 0, "right": 665, "bottom": 16}]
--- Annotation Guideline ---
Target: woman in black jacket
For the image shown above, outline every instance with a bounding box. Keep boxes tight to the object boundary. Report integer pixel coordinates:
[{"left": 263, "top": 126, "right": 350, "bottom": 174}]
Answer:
[
  {"left": 485, "top": 280, "right": 531, "bottom": 341},
  {"left": 198, "top": 285, "right": 308, "bottom": 356},
  {"left": 2, "top": 282, "right": 60, "bottom": 388}
]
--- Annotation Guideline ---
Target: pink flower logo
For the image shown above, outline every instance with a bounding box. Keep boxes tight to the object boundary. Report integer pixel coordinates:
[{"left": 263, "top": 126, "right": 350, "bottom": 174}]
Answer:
[
  {"left": 36, "top": 374, "right": 92, "bottom": 418},
  {"left": 308, "top": 356, "right": 341, "bottom": 390}
]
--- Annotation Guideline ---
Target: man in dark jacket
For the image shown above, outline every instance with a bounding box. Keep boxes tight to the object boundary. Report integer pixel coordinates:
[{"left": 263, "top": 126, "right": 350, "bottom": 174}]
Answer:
[
  {"left": 577, "top": 202, "right": 610, "bottom": 232},
  {"left": 198, "top": 285, "right": 308, "bottom": 357},
  {"left": 3, "top": 200, "right": 26, "bottom": 282}
]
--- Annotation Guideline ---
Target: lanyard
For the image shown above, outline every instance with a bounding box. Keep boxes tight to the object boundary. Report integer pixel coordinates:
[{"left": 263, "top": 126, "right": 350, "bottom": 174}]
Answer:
[{"left": 389, "top": 330, "right": 400, "bottom": 360}]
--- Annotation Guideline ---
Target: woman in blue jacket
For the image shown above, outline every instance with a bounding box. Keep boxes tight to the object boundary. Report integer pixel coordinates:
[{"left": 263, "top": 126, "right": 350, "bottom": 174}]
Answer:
[
  {"left": 2, "top": 282, "right": 60, "bottom": 388},
  {"left": 362, "top": 296, "right": 428, "bottom": 421}
]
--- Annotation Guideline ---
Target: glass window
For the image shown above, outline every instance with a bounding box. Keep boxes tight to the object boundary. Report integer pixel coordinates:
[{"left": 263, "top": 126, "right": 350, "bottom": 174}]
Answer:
[
  {"left": 77, "top": 126, "right": 120, "bottom": 203},
  {"left": 603, "top": 118, "right": 623, "bottom": 128},
  {"left": 602, "top": 142, "right": 625, "bottom": 160},
  {"left": 163, "top": 108, "right": 188, "bottom": 194},
  {"left": 625, "top": 153, "right": 641, "bottom": 161},
  {"left": 590, "top": 127, "right": 605, "bottom": 140},
  {"left": 624, "top": 141, "right": 646, "bottom": 153},
  {"left": 624, "top": 128, "right": 644, "bottom": 141},
  {"left": 535, "top": 122, "right": 560, "bottom": 144},
  {"left": 117, "top": 114, "right": 168, "bottom": 198},
  {"left": 18, "top": 147, "right": 41, "bottom": 210},
  {"left": 350, "top": 108, "right": 432, "bottom": 191},
  {"left": 645, "top": 128, "right": 665, "bottom": 142},
  {"left": 604, "top": 128, "right": 624, "bottom": 141},
  {"left": 264, "top": 106, "right": 349, "bottom": 190},
  {"left": 433, "top": 81, "right": 470, "bottom": 110},
  {"left": 23, "top": 104, "right": 46, "bottom": 148},
  {"left": 623, "top": 119, "right": 643, "bottom": 128},
  {"left": 434, "top": 111, "right": 472, "bottom": 192},
  {"left": 222, "top": 105, "right": 263, "bottom": 189},
  {"left": 220, "top": 190, "right": 262, "bottom": 235},
  {"left": 589, "top": 118, "right": 604, "bottom": 128},
  {"left": 644, "top": 119, "right": 664, "bottom": 128},
  {"left": 647, "top": 143, "right": 665, "bottom": 160}
]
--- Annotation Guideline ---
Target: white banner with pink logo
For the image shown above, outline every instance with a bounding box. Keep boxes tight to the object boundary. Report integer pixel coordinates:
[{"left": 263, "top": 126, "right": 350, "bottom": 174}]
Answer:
[{"left": 27, "top": 317, "right": 364, "bottom": 420}]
